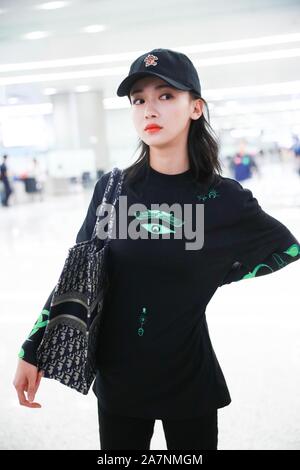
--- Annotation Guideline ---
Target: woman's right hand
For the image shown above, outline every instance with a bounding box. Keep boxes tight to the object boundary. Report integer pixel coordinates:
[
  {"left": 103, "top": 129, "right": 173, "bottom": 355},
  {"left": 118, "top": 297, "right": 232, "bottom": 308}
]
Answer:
[{"left": 13, "top": 358, "right": 44, "bottom": 408}]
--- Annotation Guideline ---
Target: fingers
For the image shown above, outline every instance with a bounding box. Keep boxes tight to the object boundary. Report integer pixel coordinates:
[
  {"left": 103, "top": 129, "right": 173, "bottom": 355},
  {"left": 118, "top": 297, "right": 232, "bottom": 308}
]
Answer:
[
  {"left": 27, "top": 380, "right": 36, "bottom": 402},
  {"left": 17, "top": 386, "right": 41, "bottom": 408},
  {"left": 28, "top": 371, "right": 42, "bottom": 403},
  {"left": 34, "top": 370, "right": 43, "bottom": 394},
  {"left": 14, "top": 363, "right": 43, "bottom": 408},
  {"left": 27, "top": 370, "right": 44, "bottom": 406}
]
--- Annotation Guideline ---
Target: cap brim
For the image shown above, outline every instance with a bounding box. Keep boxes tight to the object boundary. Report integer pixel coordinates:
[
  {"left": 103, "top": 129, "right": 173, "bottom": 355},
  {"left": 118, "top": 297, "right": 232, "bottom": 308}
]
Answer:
[{"left": 116, "top": 71, "right": 192, "bottom": 97}]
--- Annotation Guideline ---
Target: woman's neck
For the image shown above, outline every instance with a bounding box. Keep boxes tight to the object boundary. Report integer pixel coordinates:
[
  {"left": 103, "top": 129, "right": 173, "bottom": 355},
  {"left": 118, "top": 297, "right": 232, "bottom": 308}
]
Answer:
[{"left": 149, "top": 155, "right": 190, "bottom": 175}]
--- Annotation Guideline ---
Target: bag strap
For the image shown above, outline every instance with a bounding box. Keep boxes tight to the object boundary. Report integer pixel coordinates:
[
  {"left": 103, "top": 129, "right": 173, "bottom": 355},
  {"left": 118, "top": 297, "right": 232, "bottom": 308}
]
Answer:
[{"left": 91, "top": 167, "right": 124, "bottom": 242}]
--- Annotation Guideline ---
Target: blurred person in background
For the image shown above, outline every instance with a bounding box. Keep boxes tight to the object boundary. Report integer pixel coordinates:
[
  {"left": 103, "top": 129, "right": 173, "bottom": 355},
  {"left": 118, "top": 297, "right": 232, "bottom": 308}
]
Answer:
[
  {"left": 229, "top": 139, "right": 259, "bottom": 182},
  {"left": 0, "top": 154, "right": 13, "bottom": 207},
  {"left": 290, "top": 134, "right": 300, "bottom": 177},
  {"left": 27, "top": 157, "right": 47, "bottom": 201}
]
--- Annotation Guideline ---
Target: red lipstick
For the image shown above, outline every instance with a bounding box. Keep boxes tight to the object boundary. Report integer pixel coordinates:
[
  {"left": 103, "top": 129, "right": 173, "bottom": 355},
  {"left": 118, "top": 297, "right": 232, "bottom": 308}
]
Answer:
[{"left": 144, "top": 123, "right": 163, "bottom": 133}]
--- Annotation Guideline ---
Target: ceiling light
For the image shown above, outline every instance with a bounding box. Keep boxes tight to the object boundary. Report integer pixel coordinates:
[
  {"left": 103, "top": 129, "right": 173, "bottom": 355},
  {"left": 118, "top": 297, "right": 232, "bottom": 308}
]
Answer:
[
  {"left": 214, "top": 99, "right": 300, "bottom": 116},
  {"left": 7, "top": 97, "right": 19, "bottom": 105},
  {"left": 103, "top": 97, "right": 128, "bottom": 110},
  {"left": 81, "top": 25, "right": 107, "bottom": 34},
  {"left": 22, "top": 31, "right": 51, "bottom": 40},
  {"left": 75, "top": 85, "right": 90, "bottom": 92},
  {"left": 0, "top": 103, "right": 52, "bottom": 118},
  {"left": 179, "top": 33, "right": 300, "bottom": 54},
  {"left": 35, "top": 1, "right": 70, "bottom": 10},
  {"left": 0, "top": 53, "right": 132, "bottom": 73},
  {"left": 1, "top": 32, "right": 300, "bottom": 73},
  {"left": 224, "top": 101, "right": 239, "bottom": 108},
  {"left": 205, "top": 81, "right": 300, "bottom": 101},
  {"left": 192, "top": 48, "right": 300, "bottom": 67},
  {"left": 43, "top": 88, "right": 57, "bottom": 95},
  {"left": 0, "top": 67, "right": 125, "bottom": 85}
]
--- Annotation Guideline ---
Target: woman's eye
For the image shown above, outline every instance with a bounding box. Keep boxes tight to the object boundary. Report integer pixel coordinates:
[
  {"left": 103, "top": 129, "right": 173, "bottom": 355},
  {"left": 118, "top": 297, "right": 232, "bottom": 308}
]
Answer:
[
  {"left": 161, "top": 93, "right": 172, "bottom": 100},
  {"left": 132, "top": 94, "right": 172, "bottom": 105}
]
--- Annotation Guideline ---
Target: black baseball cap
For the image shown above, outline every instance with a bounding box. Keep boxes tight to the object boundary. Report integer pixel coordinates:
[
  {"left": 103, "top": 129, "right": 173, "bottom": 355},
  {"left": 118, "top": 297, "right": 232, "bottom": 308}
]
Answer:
[{"left": 116, "top": 48, "right": 201, "bottom": 98}]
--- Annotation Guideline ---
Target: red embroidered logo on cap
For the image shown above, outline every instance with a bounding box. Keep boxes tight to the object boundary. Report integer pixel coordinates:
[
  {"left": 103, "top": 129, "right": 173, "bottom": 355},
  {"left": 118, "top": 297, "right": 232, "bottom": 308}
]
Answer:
[{"left": 144, "top": 54, "right": 158, "bottom": 67}]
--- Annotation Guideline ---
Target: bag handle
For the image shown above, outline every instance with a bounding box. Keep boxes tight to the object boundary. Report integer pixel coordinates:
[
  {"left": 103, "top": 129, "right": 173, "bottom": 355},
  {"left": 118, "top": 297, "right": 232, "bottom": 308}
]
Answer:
[{"left": 91, "top": 167, "right": 124, "bottom": 243}]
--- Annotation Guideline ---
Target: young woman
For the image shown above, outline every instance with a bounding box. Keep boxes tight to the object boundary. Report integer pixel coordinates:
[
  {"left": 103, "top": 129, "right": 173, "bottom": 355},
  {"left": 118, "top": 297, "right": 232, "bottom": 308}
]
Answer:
[{"left": 13, "top": 48, "right": 300, "bottom": 450}]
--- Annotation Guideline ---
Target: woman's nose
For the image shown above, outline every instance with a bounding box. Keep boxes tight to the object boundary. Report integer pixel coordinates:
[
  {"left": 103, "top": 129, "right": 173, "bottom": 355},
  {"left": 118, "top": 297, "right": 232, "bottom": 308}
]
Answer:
[{"left": 144, "top": 105, "right": 157, "bottom": 118}]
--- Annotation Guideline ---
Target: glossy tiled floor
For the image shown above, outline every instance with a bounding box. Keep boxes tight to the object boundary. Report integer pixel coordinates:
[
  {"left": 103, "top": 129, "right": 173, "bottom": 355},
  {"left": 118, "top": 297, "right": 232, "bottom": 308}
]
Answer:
[{"left": 1, "top": 161, "right": 299, "bottom": 449}]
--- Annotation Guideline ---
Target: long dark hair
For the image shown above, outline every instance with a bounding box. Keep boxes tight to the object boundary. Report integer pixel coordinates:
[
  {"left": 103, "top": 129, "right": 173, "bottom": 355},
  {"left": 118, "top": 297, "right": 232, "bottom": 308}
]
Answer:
[{"left": 122, "top": 92, "right": 223, "bottom": 197}]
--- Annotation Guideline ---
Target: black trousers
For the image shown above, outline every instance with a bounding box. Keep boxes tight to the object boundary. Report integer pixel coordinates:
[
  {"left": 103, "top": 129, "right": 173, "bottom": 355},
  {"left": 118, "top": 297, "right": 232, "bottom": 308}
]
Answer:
[{"left": 97, "top": 403, "right": 218, "bottom": 450}]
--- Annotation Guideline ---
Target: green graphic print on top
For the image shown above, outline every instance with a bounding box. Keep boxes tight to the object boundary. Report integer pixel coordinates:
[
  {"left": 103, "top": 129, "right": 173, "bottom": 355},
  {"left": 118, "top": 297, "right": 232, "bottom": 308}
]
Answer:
[
  {"left": 242, "top": 243, "right": 300, "bottom": 279},
  {"left": 196, "top": 189, "right": 220, "bottom": 202},
  {"left": 134, "top": 209, "right": 184, "bottom": 235},
  {"left": 220, "top": 242, "right": 300, "bottom": 285},
  {"left": 18, "top": 309, "right": 50, "bottom": 359},
  {"left": 133, "top": 210, "right": 184, "bottom": 337},
  {"left": 138, "top": 307, "right": 148, "bottom": 336}
]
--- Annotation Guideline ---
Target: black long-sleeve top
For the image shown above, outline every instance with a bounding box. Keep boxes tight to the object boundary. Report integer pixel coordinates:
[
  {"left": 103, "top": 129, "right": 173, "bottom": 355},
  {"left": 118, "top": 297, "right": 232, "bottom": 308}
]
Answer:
[{"left": 18, "top": 165, "right": 300, "bottom": 419}]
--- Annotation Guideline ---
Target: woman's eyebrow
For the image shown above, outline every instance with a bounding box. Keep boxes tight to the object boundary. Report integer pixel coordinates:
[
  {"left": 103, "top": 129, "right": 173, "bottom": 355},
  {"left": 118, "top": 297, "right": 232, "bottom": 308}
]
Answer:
[{"left": 130, "top": 84, "right": 175, "bottom": 97}]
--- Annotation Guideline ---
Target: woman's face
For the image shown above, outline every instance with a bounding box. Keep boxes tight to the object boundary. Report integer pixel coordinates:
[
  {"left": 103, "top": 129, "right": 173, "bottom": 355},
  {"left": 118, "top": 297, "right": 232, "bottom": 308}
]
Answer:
[{"left": 129, "top": 76, "right": 202, "bottom": 148}]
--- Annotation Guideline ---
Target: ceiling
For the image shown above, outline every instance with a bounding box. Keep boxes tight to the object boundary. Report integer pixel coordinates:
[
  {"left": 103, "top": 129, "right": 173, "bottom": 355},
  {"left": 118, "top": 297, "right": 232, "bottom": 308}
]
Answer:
[{"left": 0, "top": 0, "right": 300, "bottom": 139}]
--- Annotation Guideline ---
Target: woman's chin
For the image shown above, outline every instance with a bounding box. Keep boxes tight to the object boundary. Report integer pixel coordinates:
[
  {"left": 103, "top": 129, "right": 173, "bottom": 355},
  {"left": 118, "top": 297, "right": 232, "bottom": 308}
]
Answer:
[{"left": 143, "top": 136, "right": 170, "bottom": 146}]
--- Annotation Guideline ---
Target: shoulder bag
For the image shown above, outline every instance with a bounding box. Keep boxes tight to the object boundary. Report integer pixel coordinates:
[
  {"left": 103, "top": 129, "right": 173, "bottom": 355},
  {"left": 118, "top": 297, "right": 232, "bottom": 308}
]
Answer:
[{"left": 36, "top": 167, "right": 124, "bottom": 394}]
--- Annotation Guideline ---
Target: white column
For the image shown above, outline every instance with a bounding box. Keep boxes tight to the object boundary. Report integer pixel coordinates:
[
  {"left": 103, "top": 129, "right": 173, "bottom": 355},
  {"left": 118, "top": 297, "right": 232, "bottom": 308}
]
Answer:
[{"left": 50, "top": 90, "right": 110, "bottom": 172}]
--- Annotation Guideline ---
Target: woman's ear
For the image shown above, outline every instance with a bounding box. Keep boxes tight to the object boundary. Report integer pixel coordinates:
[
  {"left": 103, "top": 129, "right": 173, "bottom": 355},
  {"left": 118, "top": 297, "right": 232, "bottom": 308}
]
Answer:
[{"left": 191, "top": 98, "right": 203, "bottom": 120}]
